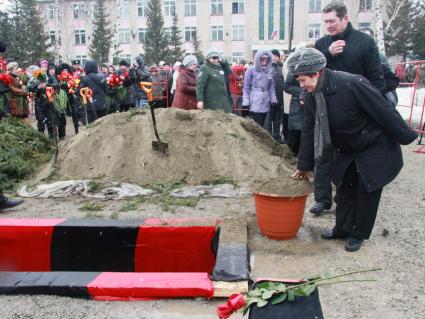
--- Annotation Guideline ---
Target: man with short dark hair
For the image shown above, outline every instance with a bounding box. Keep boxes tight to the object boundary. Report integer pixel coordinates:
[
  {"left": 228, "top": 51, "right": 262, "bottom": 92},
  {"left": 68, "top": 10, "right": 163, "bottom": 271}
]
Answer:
[
  {"left": 0, "top": 39, "right": 24, "bottom": 211},
  {"left": 310, "top": 1, "right": 386, "bottom": 215}
]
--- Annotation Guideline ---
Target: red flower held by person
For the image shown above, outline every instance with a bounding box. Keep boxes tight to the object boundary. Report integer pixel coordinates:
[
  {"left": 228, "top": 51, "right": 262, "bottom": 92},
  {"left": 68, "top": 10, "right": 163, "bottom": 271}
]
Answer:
[
  {"left": 107, "top": 73, "right": 123, "bottom": 87},
  {"left": 0, "top": 73, "right": 12, "bottom": 87},
  {"left": 58, "top": 70, "right": 73, "bottom": 82},
  {"left": 217, "top": 293, "right": 246, "bottom": 319}
]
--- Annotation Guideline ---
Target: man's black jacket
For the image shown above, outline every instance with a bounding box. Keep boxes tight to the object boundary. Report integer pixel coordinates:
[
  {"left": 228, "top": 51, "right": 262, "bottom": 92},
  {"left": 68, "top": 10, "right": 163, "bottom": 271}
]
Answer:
[{"left": 315, "top": 22, "right": 385, "bottom": 92}]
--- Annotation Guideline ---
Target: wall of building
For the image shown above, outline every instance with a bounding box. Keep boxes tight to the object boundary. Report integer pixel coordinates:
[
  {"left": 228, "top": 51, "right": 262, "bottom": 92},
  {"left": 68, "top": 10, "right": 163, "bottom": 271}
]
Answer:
[{"left": 36, "top": 0, "right": 378, "bottom": 65}]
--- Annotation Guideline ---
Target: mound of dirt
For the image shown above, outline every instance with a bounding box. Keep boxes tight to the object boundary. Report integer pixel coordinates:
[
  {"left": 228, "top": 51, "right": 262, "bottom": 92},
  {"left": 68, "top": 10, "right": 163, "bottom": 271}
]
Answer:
[{"left": 40, "top": 108, "right": 297, "bottom": 186}]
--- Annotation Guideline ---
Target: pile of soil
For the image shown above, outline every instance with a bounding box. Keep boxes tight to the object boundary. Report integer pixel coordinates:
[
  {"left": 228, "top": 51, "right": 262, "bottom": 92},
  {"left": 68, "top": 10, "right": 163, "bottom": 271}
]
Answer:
[{"left": 39, "top": 108, "right": 297, "bottom": 186}]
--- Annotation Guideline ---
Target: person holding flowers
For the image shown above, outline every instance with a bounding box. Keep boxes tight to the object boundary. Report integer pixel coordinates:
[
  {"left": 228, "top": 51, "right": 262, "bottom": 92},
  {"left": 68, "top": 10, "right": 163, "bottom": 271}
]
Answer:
[
  {"left": 6, "top": 61, "right": 28, "bottom": 119},
  {"left": 58, "top": 63, "right": 79, "bottom": 134},
  {"left": 0, "top": 69, "right": 12, "bottom": 119}
]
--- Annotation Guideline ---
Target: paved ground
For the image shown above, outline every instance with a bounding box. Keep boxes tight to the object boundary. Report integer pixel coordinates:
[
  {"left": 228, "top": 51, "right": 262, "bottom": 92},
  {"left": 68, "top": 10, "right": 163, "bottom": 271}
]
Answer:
[{"left": 0, "top": 142, "right": 424, "bottom": 319}]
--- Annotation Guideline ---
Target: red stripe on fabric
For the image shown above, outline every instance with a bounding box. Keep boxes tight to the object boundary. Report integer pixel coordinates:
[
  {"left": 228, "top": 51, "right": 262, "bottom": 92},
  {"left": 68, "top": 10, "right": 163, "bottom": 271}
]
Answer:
[
  {"left": 0, "top": 219, "right": 65, "bottom": 271},
  {"left": 87, "top": 272, "right": 214, "bottom": 299},
  {"left": 134, "top": 226, "right": 216, "bottom": 273}
]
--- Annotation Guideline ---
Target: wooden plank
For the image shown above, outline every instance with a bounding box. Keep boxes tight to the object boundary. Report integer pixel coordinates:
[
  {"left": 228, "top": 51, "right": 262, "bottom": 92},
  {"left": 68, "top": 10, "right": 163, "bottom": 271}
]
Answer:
[{"left": 213, "top": 281, "right": 249, "bottom": 297}]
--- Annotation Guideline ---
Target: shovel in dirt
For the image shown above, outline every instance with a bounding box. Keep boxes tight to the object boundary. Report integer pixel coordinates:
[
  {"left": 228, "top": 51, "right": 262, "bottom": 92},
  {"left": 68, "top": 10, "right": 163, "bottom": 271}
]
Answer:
[{"left": 140, "top": 81, "right": 169, "bottom": 155}]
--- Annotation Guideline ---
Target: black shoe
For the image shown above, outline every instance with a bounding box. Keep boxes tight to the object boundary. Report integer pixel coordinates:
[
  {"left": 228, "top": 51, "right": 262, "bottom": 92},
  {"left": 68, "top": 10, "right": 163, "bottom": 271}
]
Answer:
[
  {"left": 310, "top": 202, "right": 332, "bottom": 215},
  {"left": 0, "top": 198, "right": 24, "bottom": 210},
  {"left": 320, "top": 228, "right": 347, "bottom": 240},
  {"left": 345, "top": 236, "right": 364, "bottom": 252}
]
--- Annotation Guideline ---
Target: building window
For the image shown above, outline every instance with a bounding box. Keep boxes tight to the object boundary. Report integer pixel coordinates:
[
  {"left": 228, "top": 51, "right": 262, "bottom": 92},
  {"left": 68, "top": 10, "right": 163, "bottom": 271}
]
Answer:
[
  {"left": 49, "top": 31, "right": 56, "bottom": 44},
  {"left": 184, "top": 0, "right": 196, "bottom": 16},
  {"left": 138, "top": 28, "right": 146, "bottom": 43},
  {"left": 72, "top": 2, "right": 85, "bottom": 20},
  {"left": 74, "top": 55, "right": 87, "bottom": 66},
  {"left": 211, "top": 0, "right": 223, "bottom": 15},
  {"left": 137, "top": 0, "right": 147, "bottom": 17},
  {"left": 74, "top": 30, "right": 86, "bottom": 45},
  {"left": 118, "top": 28, "right": 131, "bottom": 44},
  {"left": 259, "top": 0, "right": 264, "bottom": 40},
  {"left": 232, "top": 52, "right": 244, "bottom": 63},
  {"left": 268, "top": 0, "right": 274, "bottom": 39},
  {"left": 279, "top": 0, "right": 285, "bottom": 40},
  {"left": 232, "top": 25, "right": 244, "bottom": 41},
  {"left": 185, "top": 26, "right": 196, "bottom": 42},
  {"left": 119, "top": 54, "right": 132, "bottom": 65},
  {"left": 164, "top": 0, "right": 176, "bottom": 16},
  {"left": 120, "top": 0, "right": 130, "bottom": 18},
  {"left": 308, "top": 0, "right": 321, "bottom": 13},
  {"left": 91, "top": 2, "right": 97, "bottom": 19},
  {"left": 47, "top": 4, "right": 57, "bottom": 20},
  {"left": 211, "top": 25, "right": 224, "bottom": 41},
  {"left": 232, "top": 0, "right": 244, "bottom": 14},
  {"left": 308, "top": 23, "right": 321, "bottom": 40},
  {"left": 358, "top": 22, "right": 371, "bottom": 31},
  {"left": 359, "top": 0, "right": 372, "bottom": 11}
]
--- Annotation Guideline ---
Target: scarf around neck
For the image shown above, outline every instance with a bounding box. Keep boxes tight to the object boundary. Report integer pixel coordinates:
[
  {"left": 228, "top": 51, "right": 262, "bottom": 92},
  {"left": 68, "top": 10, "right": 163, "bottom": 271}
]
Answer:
[{"left": 313, "top": 72, "right": 332, "bottom": 161}]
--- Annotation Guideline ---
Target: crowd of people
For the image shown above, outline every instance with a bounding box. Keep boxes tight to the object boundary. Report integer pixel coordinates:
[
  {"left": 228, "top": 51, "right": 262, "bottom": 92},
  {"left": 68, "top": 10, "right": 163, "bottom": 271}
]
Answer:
[{"left": 0, "top": 2, "right": 420, "bottom": 254}]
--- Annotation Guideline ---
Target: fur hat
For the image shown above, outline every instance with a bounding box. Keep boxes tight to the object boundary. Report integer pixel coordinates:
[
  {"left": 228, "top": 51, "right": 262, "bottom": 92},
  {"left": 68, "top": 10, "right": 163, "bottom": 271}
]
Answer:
[
  {"left": 206, "top": 48, "right": 221, "bottom": 59},
  {"left": 286, "top": 48, "right": 326, "bottom": 75},
  {"left": 119, "top": 60, "right": 129, "bottom": 67},
  {"left": 182, "top": 55, "right": 198, "bottom": 67},
  {"left": 271, "top": 49, "right": 280, "bottom": 58},
  {"left": 6, "top": 61, "right": 18, "bottom": 71}
]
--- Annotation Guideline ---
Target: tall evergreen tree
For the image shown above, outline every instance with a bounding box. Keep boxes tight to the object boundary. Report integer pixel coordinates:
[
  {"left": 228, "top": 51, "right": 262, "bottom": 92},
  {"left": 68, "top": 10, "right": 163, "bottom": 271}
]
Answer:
[
  {"left": 384, "top": 0, "right": 416, "bottom": 58},
  {"left": 89, "top": 0, "right": 114, "bottom": 64},
  {"left": 192, "top": 30, "right": 204, "bottom": 63},
  {"left": 0, "top": 11, "right": 12, "bottom": 48},
  {"left": 144, "top": 0, "right": 170, "bottom": 65},
  {"left": 169, "top": 14, "right": 184, "bottom": 63},
  {"left": 6, "top": 0, "right": 53, "bottom": 65}
]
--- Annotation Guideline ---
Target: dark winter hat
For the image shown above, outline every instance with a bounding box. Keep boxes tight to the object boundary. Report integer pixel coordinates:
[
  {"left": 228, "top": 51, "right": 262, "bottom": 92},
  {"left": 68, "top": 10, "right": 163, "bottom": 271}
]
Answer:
[
  {"left": 57, "top": 63, "right": 72, "bottom": 74},
  {"left": 71, "top": 59, "right": 80, "bottom": 65},
  {"left": 119, "top": 60, "right": 129, "bottom": 67},
  {"left": 286, "top": 48, "right": 326, "bottom": 76},
  {"left": 48, "top": 63, "right": 56, "bottom": 70},
  {"left": 271, "top": 49, "right": 280, "bottom": 58},
  {"left": 0, "top": 40, "right": 7, "bottom": 53}
]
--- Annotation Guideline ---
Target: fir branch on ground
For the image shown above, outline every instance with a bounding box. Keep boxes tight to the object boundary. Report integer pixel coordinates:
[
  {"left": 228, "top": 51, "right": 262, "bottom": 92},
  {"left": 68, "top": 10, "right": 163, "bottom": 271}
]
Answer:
[{"left": 0, "top": 117, "right": 53, "bottom": 191}]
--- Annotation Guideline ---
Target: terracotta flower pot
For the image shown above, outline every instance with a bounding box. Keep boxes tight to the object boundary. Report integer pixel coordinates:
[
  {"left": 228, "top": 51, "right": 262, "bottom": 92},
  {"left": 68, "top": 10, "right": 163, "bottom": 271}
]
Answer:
[{"left": 254, "top": 192, "right": 307, "bottom": 240}]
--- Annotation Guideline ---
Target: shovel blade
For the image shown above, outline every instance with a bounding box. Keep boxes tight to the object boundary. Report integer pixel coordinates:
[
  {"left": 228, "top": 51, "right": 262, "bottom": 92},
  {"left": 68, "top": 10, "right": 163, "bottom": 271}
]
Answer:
[{"left": 152, "top": 141, "right": 169, "bottom": 155}]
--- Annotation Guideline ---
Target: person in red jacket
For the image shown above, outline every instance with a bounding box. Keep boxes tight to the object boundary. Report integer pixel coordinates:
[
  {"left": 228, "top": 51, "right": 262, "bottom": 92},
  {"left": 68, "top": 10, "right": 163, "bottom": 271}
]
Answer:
[{"left": 172, "top": 55, "right": 198, "bottom": 110}]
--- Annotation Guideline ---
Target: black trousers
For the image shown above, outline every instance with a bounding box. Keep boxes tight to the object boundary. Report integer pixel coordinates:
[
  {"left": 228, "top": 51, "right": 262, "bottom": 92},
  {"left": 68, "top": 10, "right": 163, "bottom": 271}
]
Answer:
[
  {"left": 287, "top": 130, "right": 301, "bottom": 155},
  {"left": 265, "top": 103, "right": 283, "bottom": 139},
  {"left": 251, "top": 112, "right": 267, "bottom": 127},
  {"left": 314, "top": 146, "right": 334, "bottom": 206},
  {"left": 333, "top": 162, "right": 383, "bottom": 239},
  {"left": 281, "top": 113, "right": 289, "bottom": 141}
]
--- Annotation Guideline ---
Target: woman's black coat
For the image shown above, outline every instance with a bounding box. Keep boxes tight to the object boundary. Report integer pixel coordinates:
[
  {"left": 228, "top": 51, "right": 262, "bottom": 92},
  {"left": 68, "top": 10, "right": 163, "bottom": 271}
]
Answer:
[
  {"left": 297, "top": 69, "right": 418, "bottom": 193},
  {"left": 283, "top": 72, "right": 304, "bottom": 131}
]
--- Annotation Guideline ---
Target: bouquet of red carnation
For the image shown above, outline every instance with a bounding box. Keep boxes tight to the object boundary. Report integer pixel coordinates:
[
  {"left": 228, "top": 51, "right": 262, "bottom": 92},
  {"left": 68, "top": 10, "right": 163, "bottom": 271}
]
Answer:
[
  {"left": 0, "top": 73, "right": 12, "bottom": 87},
  {"left": 107, "top": 73, "right": 123, "bottom": 87},
  {"left": 58, "top": 70, "right": 73, "bottom": 82},
  {"left": 67, "top": 74, "right": 81, "bottom": 94},
  {"left": 119, "top": 70, "right": 129, "bottom": 81}
]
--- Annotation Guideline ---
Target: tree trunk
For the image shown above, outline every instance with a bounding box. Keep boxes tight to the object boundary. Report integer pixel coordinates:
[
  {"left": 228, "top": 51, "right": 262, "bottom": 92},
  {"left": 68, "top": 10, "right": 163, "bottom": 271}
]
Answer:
[{"left": 375, "top": 0, "right": 386, "bottom": 53}]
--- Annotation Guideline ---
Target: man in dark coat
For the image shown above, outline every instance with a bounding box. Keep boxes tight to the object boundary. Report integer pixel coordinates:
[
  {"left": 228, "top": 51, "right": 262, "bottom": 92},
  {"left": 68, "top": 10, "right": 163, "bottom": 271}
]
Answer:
[
  {"left": 290, "top": 48, "right": 417, "bottom": 252},
  {"left": 0, "top": 39, "right": 24, "bottom": 210},
  {"left": 311, "top": 1, "right": 385, "bottom": 215},
  {"left": 266, "top": 49, "right": 285, "bottom": 143},
  {"left": 80, "top": 60, "right": 107, "bottom": 123}
]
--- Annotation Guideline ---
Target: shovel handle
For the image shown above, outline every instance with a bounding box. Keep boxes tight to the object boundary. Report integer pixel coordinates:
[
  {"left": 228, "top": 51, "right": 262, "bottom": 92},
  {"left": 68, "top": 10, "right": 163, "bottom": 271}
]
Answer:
[
  {"left": 80, "top": 87, "right": 93, "bottom": 105},
  {"left": 140, "top": 81, "right": 153, "bottom": 102},
  {"left": 45, "top": 86, "right": 55, "bottom": 103}
]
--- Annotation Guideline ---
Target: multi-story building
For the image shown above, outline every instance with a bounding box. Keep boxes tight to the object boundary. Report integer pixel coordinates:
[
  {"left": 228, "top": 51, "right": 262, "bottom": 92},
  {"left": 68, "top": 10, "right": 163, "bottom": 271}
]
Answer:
[{"left": 35, "top": 0, "right": 377, "bottom": 65}]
